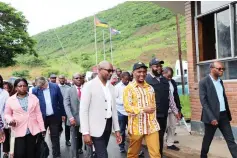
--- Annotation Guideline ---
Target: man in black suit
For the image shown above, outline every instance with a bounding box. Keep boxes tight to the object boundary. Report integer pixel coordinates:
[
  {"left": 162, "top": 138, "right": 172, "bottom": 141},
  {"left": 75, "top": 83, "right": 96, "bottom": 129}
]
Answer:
[
  {"left": 146, "top": 58, "right": 179, "bottom": 157},
  {"left": 199, "top": 61, "right": 237, "bottom": 158}
]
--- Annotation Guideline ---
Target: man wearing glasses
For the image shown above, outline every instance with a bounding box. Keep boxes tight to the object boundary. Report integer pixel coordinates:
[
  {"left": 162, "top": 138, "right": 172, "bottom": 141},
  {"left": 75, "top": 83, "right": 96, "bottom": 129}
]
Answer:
[
  {"left": 199, "top": 61, "right": 237, "bottom": 158},
  {"left": 80, "top": 61, "right": 122, "bottom": 158},
  {"left": 64, "top": 73, "right": 85, "bottom": 158},
  {"left": 33, "top": 77, "right": 66, "bottom": 158}
]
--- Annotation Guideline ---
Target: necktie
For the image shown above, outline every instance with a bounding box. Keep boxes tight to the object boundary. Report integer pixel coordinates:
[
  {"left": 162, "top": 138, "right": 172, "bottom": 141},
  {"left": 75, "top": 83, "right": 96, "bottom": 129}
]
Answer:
[{"left": 77, "top": 87, "right": 81, "bottom": 99}]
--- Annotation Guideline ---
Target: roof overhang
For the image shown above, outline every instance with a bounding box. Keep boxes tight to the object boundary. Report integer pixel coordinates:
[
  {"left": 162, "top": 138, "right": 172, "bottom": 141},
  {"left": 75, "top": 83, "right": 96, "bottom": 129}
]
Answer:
[{"left": 152, "top": 1, "right": 185, "bottom": 15}]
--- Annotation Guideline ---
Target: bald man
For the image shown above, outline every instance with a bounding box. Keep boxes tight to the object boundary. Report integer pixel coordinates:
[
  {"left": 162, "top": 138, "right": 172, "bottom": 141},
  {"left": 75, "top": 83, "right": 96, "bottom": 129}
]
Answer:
[
  {"left": 199, "top": 61, "right": 237, "bottom": 158},
  {"left": 64, "top": 73, "right": 85, "bottom": 158},
  {"left": 80, "top": 61, "right": 121, "bottom": 158}
]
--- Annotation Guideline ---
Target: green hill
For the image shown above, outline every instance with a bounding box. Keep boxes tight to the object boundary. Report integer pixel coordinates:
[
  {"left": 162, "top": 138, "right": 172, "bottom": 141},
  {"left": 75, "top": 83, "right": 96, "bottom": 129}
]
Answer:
[{"left": 5, "top": 1, "right": 186, "bottom": 78}]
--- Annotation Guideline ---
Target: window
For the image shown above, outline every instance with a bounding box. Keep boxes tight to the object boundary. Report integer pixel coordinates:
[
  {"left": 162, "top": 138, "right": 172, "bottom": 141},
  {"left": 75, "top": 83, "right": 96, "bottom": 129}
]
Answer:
[
  {"left": 200, "top": 1, "right": 230, "bottom": 14},
  {"left": 217, "top": 9, "right": 231, "bottom": 58},
  {"left": 196, "top": 1, "right": 237, "bottom": 80}
]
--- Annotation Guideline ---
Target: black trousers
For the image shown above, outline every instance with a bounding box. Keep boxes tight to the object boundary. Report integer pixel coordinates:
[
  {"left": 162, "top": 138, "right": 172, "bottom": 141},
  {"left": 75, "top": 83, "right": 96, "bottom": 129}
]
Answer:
[
  {"left": 64, "top": 117, "right": 70, "bottom": 141},
  {"left": 14, "top": 134, "right": 37, "bottom": 158},
  {"left": 45, "top": 115, "right": 61, "bottom": 157},
  {"left": 3, "top": 128, "right": 10, "bottom": 153},
  {"left": 92, "top": 118, "right": 112, "bottom": 158},
  {"left": 201, "top": 111, "right": 237, "bottom": 158},
  {"left": 157, "top": 117, "right": 167, "bottom": 156}
]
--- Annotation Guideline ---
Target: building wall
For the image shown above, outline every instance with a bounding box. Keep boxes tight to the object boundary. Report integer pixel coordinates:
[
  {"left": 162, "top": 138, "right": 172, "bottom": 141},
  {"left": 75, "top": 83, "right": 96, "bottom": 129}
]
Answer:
[{"left": 185, "top": 2, "right": 237, "bottom": 138}]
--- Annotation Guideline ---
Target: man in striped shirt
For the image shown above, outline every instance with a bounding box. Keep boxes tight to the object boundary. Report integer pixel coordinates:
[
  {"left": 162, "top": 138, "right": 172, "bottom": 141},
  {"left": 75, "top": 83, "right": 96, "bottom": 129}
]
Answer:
[{"left": 123, "top": 62, "right": 161, "bottom": 158}]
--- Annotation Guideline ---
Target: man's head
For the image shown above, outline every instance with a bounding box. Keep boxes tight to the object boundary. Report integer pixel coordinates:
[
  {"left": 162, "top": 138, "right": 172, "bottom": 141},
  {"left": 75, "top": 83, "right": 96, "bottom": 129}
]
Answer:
[
  {"left": 72, "top": 73, "right": 85, "bottom": 87},
  {"left": 116, "top": 68, "right": 122, "bottom": 78},
  {"left": 121, "top": 72, "right": 131, "bottom": 86},
  {"left": 32, "top": 80, "right": 36, "bottom": 87},
  {"left": 49, "top": 74, "right": 57, "bottom": 83},
  {"left": 35, "top": 77, "right": 48, "bottom": 90},
  {"left": 162, "top": 67, "right": 174, "bottom": 80},
  {"left": 210, "top": 61, "right": 225, "bottom": 77},
  {"left": 133, "top": 62, "right": 148, "bottom": 83},
  {"left": 149, "top": 58, "right": 164, "bottom": 76},
  {"left": 98, "top": 61, "right": 114, "bottom": 81},
  {"left": 58, "top": 75, "right": 66, "bottom": 85}
]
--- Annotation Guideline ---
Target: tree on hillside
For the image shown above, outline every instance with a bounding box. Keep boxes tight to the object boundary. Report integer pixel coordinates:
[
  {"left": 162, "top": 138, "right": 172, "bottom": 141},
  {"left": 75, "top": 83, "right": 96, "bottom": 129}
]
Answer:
[{"left": 0, "top": 2, "right": 36, "bottom": 67}]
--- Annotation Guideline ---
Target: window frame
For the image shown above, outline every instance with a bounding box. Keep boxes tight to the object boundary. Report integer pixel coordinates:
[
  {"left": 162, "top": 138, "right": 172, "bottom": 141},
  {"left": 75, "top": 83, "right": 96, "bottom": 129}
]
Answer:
[{"left": 194, "top": 1, "right": 237, "bottom": 81}]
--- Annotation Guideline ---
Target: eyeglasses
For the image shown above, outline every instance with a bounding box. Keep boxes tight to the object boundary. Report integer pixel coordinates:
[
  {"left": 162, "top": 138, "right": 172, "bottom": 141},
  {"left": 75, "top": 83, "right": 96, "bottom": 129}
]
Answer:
[
  {"left": 102, "top": 68, "right": 114, "bottom": 73},
  {"left": 17, "top": 85, "right": 28, "bottom": 88},
  {"left": 215, "top": 67, "right": 225, "bottom": 71}
]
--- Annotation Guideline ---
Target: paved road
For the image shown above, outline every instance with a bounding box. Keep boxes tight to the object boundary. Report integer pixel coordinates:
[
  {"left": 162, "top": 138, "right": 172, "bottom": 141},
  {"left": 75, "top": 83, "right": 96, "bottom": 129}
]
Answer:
[{"left": 45, "top": 131, "right": 149, "bottom": 158}]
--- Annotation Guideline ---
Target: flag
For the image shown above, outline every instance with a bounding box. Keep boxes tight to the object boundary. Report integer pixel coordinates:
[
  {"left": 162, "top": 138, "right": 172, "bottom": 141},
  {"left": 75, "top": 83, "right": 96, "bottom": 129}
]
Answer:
[
  {"left": 94, "top": 16, "right": 109, "bottom": 28},
  {"left": 110, "top": 28, "right": 121, "bottom": 35}
]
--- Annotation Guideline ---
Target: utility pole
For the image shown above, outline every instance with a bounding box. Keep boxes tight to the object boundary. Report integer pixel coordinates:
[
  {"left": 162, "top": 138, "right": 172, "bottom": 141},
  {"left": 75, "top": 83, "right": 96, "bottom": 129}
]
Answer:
[{"left": 176, "top": 14, "right": 185, "bottom": 95}]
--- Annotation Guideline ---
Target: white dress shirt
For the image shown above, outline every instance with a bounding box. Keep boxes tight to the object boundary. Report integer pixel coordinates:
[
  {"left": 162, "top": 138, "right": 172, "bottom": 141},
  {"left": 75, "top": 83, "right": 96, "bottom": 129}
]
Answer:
[
  {"left": 115, "top": 81, "right": 128, "bottom": 116},
  {"left": 98, "top": 78, "right": 112, "bottom": 118},
  {"left": 43, "top": 85, "right": 54, "bottom": 116}
]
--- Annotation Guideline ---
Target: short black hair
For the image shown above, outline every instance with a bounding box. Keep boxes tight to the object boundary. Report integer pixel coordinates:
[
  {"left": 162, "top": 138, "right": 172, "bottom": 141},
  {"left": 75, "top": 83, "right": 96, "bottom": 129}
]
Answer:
[
  {"left": 0, "top": 75, "right": 3, "bottom": 89},
  {"left": 121, "top": 72, "right": 131, "bottom": 78},
  {"left": 14, "top": 78, "right": 28, "bottom": 88},
  {"left": 163, "top": 67, "right": 174, "bottom": 75}
]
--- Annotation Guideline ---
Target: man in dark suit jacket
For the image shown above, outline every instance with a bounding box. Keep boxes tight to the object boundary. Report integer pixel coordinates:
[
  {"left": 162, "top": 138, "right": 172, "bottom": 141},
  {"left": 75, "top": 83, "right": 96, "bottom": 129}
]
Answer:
[
  {"left": 64, "top": 73, "right": 85, "bottom": 158},
  {"left": 199, "top": 61, "right": 237, "bottom": 158},
  {"left": 146, "top": 58, "right": 179, "bottom": 156},
  {"left": 33, "top": 77, "right": 66, "bottom": 158}
]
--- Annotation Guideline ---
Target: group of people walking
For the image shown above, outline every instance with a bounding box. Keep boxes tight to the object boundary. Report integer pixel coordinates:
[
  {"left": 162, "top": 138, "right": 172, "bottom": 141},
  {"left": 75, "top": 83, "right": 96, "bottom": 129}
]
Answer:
[{"left": 0, "top": 58, "right": 237, "bottom": 158}]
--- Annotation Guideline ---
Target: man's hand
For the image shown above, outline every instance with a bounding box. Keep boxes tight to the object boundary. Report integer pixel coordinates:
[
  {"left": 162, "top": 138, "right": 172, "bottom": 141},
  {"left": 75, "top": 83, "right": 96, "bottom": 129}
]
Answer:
[
  {"left": 42, "top": 131, "right": 46, "bottom": 137},
  {"left": 143, "top": 107, "right": 155, "bottom": 114},
  {"left": 0, "top": 131, "right": 5, "bottom": 143},
  {"left": 211, "top": 120, "right": 218, "bottom": 126},
  {"left": 115, "top": 131, "right": 122, "bottom": 144},
  {"left": 83, "top": 134, "right": 93, "bottom": 145},
  {"left": 62, "top": 116, "right": 66, "bottom": 122},
  {"left": 175, "top": 113, "right": 181, "bottom": 120},
  {"left": 70, "top": 119, "right": 76, "bottom": 126},
  {"left": 9, "top": 120, "right": 16, "bottom": 127}
]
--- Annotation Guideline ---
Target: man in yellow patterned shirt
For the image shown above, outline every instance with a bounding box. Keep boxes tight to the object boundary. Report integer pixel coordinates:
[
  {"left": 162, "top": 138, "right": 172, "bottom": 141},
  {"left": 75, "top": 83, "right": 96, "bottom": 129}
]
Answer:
[{"left": 123, "top": 62, "right": 161, "bottom": 158}]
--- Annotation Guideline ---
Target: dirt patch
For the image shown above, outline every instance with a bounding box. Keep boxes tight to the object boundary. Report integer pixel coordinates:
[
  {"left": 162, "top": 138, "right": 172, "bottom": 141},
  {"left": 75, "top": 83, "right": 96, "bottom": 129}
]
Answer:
[
  {"left": 133, "top": 24, "right": 160, "bottom": 37},
  {"left": 119, "top": 46, "right": 187, "bottom": 69}
]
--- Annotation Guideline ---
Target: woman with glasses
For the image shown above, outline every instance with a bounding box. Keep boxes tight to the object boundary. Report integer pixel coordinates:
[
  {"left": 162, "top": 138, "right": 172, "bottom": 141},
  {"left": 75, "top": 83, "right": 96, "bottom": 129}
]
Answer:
[{"left": 4, "top": 78, "right": 45, "bottom": 158}]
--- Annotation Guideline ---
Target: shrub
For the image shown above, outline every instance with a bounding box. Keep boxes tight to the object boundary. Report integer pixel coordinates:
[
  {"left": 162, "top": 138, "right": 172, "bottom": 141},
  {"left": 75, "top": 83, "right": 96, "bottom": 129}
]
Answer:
[{"left": 12, "top": 70, "right": 30, "bottom": 78}]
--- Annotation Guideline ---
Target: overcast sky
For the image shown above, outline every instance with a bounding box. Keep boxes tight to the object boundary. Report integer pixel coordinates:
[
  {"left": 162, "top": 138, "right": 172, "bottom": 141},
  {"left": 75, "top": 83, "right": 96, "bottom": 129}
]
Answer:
[{"left": 1, "top": 0, "right": 126, "bottom": 35}]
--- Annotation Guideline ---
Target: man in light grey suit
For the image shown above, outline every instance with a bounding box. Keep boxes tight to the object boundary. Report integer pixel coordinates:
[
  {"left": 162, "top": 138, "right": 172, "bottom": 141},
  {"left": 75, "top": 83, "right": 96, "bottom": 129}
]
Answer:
[
  {"left": 64, "top": 73, "right": 85, "bottom": 158},
  {"left": 80, "top": 61, "right": 122, "bottom": 158}
]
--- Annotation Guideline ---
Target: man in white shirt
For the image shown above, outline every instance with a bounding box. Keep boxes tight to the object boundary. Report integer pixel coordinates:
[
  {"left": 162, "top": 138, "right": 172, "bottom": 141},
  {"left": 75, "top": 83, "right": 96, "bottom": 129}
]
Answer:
[
  {"left": 80, "top": 61, "right": 121, "bottom": 158},
  {"left": 115, "top": 72, "right": 130, "bottom": 153}
]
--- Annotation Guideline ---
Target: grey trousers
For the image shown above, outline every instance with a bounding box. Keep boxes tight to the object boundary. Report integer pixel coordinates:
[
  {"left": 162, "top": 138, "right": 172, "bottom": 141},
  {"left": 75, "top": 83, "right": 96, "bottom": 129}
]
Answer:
[
  {"left": 71, "top": 126, "right": 81, "bottom": 158},
  {"left": 166, "top": 112, "right": 177, "bottom": 146}
]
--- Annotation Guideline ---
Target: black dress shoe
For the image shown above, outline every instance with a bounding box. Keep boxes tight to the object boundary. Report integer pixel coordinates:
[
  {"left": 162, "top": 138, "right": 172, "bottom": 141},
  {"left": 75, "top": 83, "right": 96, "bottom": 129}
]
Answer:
[
  {"left": 3, "top": 153, "right": 9, "bottom": 158},
  {"left": 174, "top": 140, "right": 179, "bottom": 144},
  {"left": 167, "top": 145, "right": 180, "bottom": 151},
  {"left": 66, "top": 140, "right": 71, "bottom": 146},
  {"left": 78, "top": 149, "right": 83, "bottom": 154}
]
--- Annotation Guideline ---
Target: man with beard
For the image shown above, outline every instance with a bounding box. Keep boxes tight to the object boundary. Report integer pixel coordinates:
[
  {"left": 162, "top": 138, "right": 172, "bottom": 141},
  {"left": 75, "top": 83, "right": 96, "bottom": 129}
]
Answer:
[
  {"left": 64, "top": 73, "right": 85, "bottom": 158},
  {"left": 80, "top": 61, "right": 122, "bottom": 158},
  {"left": 115, "top": 72, "right": 131, "bottom": 153},
  {"left": 145, "top": 58, "right": 179, "bottom": 157},
  {"left": 58, "top": 75, "right": 71, "bottom": 147},
  {"left": 124, "top": 62, "right": 160, "bottom": 158}
]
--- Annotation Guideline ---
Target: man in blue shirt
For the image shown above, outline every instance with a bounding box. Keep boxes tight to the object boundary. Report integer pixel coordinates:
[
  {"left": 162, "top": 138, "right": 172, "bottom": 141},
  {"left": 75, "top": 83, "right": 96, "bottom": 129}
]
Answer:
[
  {"left": 33, "top": 77, "right": 66, "bottom": 158},
  {"left": 199, "top": 61, "right": 237, "bottom": 158}
]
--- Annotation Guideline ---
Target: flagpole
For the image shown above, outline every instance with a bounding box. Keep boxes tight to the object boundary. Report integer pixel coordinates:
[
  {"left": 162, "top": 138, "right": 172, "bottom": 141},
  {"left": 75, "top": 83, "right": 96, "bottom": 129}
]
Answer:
[
  {"left": 103, "top": 29, "right": 106, "bottom": 60},
  {"left": 109, "top": 27, "right": 113, "bottom": 65},
  {"left": 94, "top": 15, "right": 98, "bottom": 65}
]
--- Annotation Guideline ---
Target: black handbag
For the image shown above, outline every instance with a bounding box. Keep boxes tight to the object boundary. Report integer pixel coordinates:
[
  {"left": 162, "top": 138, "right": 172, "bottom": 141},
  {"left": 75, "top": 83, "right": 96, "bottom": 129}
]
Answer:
[{"left": 35, "top": 134, "right": 49, "bottom": 158}]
